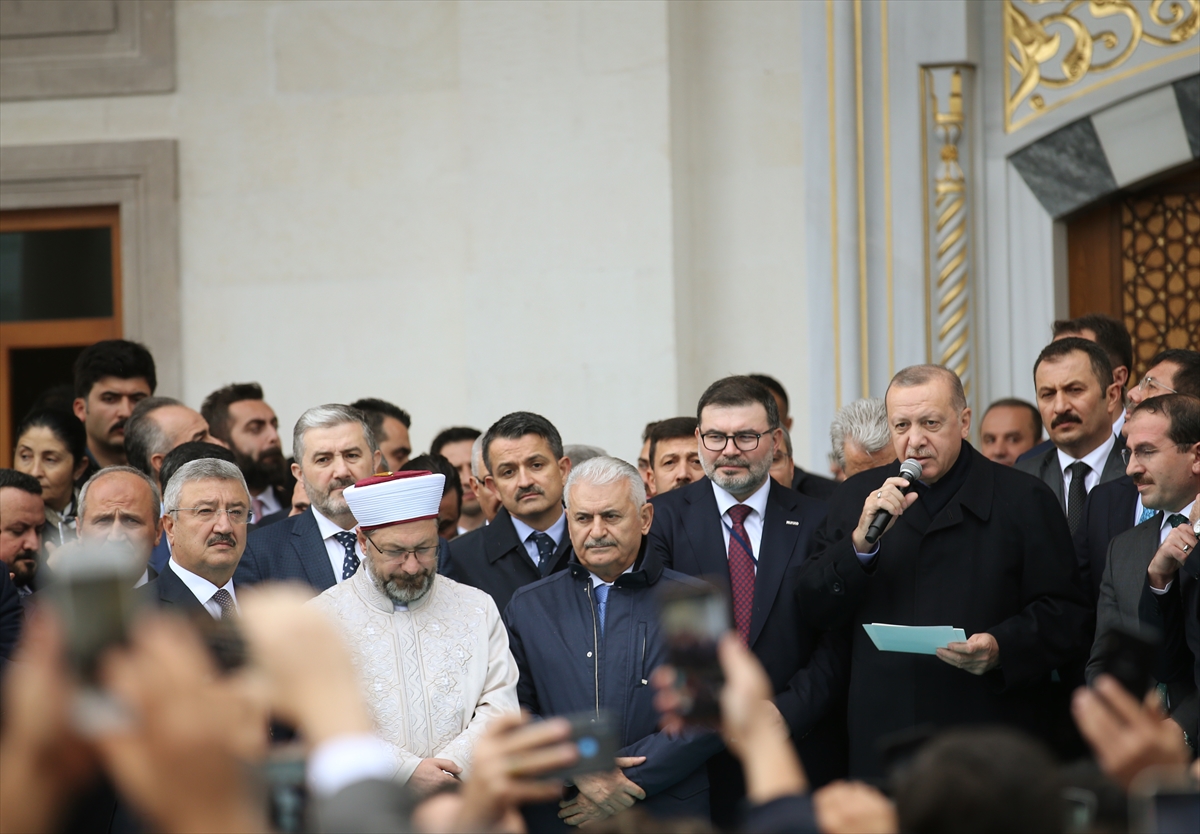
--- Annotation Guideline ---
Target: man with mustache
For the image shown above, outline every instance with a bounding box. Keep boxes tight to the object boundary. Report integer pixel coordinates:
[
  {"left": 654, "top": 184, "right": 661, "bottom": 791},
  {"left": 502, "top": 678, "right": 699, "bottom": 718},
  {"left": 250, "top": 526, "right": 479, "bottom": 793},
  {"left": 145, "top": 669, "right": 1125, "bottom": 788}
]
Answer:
[
  {"left": 1016, "top": 338, "right": 1126, "bottom": 539},
  {"left": 140, "top": 458, "right": 252, "bottom": 620},
  {"left": 645, "top": 376, "right": 843, "bottom": 826},
  {"left": 431, "top": 426, "right": 483, "bottom": 535},
  {"left": 443, "top": 412, "right": 574, "bottom": 613},
  {"left": 72, "top": 339, "right": 157, "bottom": 470},
  {"left": 202, "top": 383, "right": 293, "bottom": 520},
  {"left": 1088, "top": 395, "right": 1198, "bottom": 738},
  {"left": 311, "top": 470, "right": 518, "bottom": 795},
  {"left": 505, "top": 456, "right": 722, "bottom": 830},
  {"left": 0, "top": 469, "right": 45, "bottom": 598},
  {"left": 236, "top": 405, "right": 381, "bottom": 592}
]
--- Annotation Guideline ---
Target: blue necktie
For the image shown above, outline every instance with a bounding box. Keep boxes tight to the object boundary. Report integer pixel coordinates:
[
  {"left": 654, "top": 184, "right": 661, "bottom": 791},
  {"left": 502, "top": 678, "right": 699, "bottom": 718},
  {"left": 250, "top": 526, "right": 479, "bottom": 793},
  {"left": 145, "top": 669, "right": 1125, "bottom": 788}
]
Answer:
[
  {"left": 594, "top": 583, "right": 610, "bottom": 637},
  {"left": 1138, "top": 506, "right": 1157, "bottom": 525},
  {"left": 334, "top": 531, "right": 360, "bottom": 580},
  {"left": 530, "top": 532, "right": 557, "bottom": 575}
]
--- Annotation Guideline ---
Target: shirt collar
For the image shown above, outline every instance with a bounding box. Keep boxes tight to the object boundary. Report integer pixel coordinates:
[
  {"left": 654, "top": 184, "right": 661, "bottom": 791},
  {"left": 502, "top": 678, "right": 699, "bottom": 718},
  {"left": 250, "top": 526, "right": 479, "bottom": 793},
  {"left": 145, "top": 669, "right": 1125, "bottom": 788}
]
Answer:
[
  {"left": 1112, "top": 410, "right": 1127, "bottom": 436},
  {"left": 1159, "top": 500, "right": 1196, "bottom": 532},
  {"left": 511, "top": 509, "right": 567, "bottom": 547},
  {"left": 169, "top": 557, "right": 235, "bottom": 605},
  {"left": 1056, "top": 430, "right": 1116, "bottom": 476},
  {"left": 312, "top": 506, "right": 354, "bottom": 541},
  {"left": 588, "top": 562, "right": 635, "bottom": 588},
  {"left": 711, "top": 475, "right": 771, "bottom": 520}
]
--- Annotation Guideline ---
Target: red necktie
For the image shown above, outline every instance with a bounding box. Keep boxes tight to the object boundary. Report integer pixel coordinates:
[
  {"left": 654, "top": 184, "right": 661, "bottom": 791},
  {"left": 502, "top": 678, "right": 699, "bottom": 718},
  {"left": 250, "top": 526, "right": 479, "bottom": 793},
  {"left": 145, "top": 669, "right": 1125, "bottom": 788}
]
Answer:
[{"left": 726, "top": 504, "right": 756, "bottom": 644}]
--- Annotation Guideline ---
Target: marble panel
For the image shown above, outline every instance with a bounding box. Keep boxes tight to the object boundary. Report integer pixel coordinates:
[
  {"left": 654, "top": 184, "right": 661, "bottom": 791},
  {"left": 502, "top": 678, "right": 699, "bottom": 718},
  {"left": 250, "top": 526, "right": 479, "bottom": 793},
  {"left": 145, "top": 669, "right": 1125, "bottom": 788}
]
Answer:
[
  {"left": 1009, "top": 118, "right": 1116, "bottom": 218},
  {"left": 1091, "top": 85, "right": 1192, "bottom": 187},
  {"left": 1173, "top": 74, "right": 1200, "bottom": 159}
]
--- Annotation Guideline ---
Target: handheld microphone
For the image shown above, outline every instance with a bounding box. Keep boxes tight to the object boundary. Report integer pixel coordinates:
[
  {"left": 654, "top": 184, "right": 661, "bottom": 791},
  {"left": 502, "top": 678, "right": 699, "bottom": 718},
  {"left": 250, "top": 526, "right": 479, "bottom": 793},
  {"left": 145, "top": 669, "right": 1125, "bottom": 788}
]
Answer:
[{"left": 864, "top": 458, "right": 923, "bottom": 545}]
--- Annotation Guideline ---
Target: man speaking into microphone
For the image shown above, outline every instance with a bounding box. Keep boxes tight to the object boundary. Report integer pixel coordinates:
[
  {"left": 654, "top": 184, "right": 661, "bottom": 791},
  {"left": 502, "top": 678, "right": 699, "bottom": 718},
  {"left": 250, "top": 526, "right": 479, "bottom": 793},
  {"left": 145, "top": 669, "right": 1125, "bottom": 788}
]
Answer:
[{"left": 797, "top": 365, "right": 1093, "bottom": 778}]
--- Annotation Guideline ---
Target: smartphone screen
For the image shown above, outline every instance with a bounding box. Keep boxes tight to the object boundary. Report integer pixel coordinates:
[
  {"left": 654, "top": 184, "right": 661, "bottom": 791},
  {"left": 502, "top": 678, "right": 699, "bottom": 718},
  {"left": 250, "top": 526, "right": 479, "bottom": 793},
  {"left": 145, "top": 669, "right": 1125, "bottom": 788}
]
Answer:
[
  {"left": 549, "top": 711, "right": 622, "bottom": 781},
  {"left": 1094, "top": 627, "right": 1157, "bottom": 698},
  {"left": 659, "top": 582, "right": 730, "bottom": 727}
]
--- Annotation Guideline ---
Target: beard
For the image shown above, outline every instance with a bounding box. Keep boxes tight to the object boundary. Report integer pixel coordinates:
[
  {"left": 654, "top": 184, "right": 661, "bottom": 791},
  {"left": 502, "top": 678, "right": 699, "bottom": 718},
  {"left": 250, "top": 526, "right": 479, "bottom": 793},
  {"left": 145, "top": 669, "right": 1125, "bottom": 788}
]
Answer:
[
  {"left": 236, "top": 447, "right": 289, "bottom": 492},
  {"left": 8, "top": 548, "right": 38, "bottom": 589},
  {"left": 702, "top": 452, "right": 773, "bottom": 495},
  {"left": 372, "top": 564, "right": 436, "bottom": 604},
  {"left": 306, "top": 475, "right": 357, "bottom": 520}
]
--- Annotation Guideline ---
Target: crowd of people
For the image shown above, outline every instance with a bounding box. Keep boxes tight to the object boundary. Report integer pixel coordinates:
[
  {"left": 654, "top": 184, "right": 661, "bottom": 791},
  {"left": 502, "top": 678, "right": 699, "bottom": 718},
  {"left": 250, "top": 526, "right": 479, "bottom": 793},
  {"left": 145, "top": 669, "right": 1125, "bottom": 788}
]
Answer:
[{"left": 0, "top": 312, "right": 1198, "bottom": 834}]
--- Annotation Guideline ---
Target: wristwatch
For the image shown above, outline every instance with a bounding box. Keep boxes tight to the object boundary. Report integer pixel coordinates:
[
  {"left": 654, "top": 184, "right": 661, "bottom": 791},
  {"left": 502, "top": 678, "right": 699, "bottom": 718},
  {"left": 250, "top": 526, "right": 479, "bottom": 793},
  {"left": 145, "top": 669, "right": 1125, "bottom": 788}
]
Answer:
[{"left": 1193, "top": 518, "right": 1200, "bottom": 537}]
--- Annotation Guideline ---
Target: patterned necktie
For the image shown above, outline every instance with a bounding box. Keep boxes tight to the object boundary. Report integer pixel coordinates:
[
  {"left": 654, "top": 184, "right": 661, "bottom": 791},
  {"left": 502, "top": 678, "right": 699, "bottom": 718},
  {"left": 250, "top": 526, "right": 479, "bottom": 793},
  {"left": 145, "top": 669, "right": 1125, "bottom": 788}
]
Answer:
[
  {"left": 251, "top": 494, "right": 265, "bottom": 523},
  {"left": 1139, "top": 506, "right": 1157, "bottom": 525},
  {"left": 1065, "top": 461, "right": 1091, "bottom": 534},
  {"left": 210, "top": 588, "right": 237, "bottom": 620},
  {"left": 726, "top": 504, "right": 756, "bottom": 645},
  {"left": 1167, "top": 513, "right": 1188, "bottom": 529},
  {"left": 530, "top": 531, "right": 557, "bottom": 575},
  {"left": 334, "top": 531, "right": 360, "bottom": 580},
  {"left": 594, "top": 583, "right": 610, "bottom": 637}
]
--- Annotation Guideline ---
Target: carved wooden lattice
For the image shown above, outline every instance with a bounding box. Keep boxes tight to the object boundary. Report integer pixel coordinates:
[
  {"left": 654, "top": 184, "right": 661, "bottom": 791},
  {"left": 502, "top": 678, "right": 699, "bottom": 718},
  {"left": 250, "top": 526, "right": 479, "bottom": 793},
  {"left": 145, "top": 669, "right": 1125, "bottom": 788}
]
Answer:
[{"left": 1121, "top": 189, "right": 1200, "bottom": 379}]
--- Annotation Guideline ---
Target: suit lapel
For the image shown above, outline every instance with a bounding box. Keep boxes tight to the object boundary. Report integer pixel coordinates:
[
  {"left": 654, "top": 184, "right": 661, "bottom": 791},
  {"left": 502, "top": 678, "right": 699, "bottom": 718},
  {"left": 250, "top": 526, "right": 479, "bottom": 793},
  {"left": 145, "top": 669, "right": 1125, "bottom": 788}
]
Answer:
[
  {"left": 750, "top": 482, "right": 799, "bottom": 647},
  {"left": 682, "top": 482, "right": 730, "bottom": 580},
  {"left": 1039, "top": 449, "right": 1066, "bottom": 510},
  {"left": 1099, "top": 437, "right": 1127, "bottom": 485},
  {"left": 158, "top": 563, "right": 207, "bottom": 613},
  {"left": 293, "top": 510, "right": 338, "bottom": 589}
]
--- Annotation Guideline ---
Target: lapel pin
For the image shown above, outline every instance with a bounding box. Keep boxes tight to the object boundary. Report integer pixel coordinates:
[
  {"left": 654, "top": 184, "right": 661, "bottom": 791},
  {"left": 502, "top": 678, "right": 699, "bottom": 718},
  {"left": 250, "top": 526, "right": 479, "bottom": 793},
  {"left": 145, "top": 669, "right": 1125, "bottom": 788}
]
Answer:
[{"left": 786, "top": 520, "right": 800, "bottom": 526}]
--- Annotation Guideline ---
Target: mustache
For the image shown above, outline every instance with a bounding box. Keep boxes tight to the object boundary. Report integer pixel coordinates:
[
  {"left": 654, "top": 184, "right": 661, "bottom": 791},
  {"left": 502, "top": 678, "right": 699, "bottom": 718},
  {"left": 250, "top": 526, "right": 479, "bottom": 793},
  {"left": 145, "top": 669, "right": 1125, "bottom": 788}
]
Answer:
[
  {"left": 206, "top": 532, "right": 237, "bottom": 547},
  {"left": 110, "top": 418, "right": 127, "bottom": 432},
  {"left": 584, "top": 537, "right": 619, "bottom": 550},
  {"left": 328, "top": 477, "right": 357, "bottom": 492},
  {"left": 14, "top": 549, "right": 38, "bottom": 562},
  {"left": 1052, "top": 413, "right": 1082, "bottom": 429},
  {"left": 1131, "top": 473, "right": 1153, "bottom": 486},
  {"left": 388, "top": 569, "right": 433, "bottom": 591},
  {"left": 714, "top": 455, "right": 749, "bottom": 468},
  {"left": 516, "top": 485, "right": 545, "bottom": 500}
]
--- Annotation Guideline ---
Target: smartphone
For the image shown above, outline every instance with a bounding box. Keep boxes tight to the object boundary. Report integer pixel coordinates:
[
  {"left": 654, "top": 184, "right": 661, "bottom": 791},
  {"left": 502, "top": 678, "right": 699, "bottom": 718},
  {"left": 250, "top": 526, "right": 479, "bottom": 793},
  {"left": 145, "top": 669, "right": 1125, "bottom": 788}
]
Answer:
[
  {"left": 1129, "top": 766, "right": 1199, "bottom": 834},
  {"left": 549, "top": 711, "right": 622, "bottom": 781},
  {"left": 1094, "top": 627, "right": 1158, "bottom": 698},
  {"left": 659, "top": 581, "right": 730, "bottom": 727}
]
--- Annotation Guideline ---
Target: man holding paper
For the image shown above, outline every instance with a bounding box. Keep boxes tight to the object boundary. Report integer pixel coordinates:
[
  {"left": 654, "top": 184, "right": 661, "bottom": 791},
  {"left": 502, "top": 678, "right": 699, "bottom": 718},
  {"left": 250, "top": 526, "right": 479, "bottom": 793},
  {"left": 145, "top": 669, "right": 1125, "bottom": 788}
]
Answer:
[{"left": 797, "top": 365, "right": 1093, "bottom": 778}]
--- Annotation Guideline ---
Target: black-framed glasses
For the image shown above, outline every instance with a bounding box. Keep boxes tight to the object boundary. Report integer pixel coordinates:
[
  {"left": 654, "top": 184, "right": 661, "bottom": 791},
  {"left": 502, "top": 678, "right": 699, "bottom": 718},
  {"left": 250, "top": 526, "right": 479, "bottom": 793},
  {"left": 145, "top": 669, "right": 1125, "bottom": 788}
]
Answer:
[
  {"left": 700, "top": 431, "right": 766, "bottom": 452},
  {"left": 170, "top": 507, "right": 254, "bottom": 525},
  {"left": 363, "top": 533, "right": 438, "bottom": 561}
]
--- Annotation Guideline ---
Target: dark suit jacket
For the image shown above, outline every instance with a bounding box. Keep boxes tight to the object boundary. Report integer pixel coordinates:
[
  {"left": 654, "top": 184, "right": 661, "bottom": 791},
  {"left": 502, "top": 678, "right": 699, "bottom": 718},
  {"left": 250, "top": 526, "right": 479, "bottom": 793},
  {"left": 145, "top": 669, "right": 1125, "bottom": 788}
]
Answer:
[
  {"left": 1074, "top": 476, "right": 1138, "bottom": 600},
  {"left": 792, "top": 468, "right": 837, "bottom": 501},
  {"left": 0, "top": 569, "right": 22, "bottom": 666},
  {"left": 254, "top": 508, "right": 291, "bottom": 528},
  {"left": 1087, "top": 516, "right": 1165, "bottom": 682},
  {"left": 139, "top": 561, "right": 208, "bottom": 615},
  {"left": 1013, "top": 437, "right": 1126, "bottom": 512},
  {"left": 1141, "top": 548, "right": 1200, "bottom": 745},
  {"left": 235, "top": 508, "right": 338, "bottom": 592},
  {"left": 645, "top": 477, "right": 848, "bottom": 787},
  {"left": 442, "top": 507, "right": 572, "bottom": 613},
  {"left": 148, "top": 536, "right": 171, "bottom": 574},
  {"left": 797, "top": 445, "right": 1094, "bottom": 778}
]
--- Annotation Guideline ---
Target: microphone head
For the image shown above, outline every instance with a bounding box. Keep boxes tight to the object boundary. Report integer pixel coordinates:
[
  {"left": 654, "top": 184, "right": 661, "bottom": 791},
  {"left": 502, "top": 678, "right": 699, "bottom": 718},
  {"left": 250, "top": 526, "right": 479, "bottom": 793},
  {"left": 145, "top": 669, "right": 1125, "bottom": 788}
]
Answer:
[{"left": 899, "top": 458, "right": 924, "bottom": 482}]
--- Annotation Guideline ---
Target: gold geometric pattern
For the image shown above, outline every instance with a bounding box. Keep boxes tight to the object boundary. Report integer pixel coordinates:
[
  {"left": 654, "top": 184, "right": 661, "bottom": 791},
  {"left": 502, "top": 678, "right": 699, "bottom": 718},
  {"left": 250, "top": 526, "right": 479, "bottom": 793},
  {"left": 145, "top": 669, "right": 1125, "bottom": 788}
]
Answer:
[{"left": 1121, "top": 189, "right": 1200, "bottom": 378}]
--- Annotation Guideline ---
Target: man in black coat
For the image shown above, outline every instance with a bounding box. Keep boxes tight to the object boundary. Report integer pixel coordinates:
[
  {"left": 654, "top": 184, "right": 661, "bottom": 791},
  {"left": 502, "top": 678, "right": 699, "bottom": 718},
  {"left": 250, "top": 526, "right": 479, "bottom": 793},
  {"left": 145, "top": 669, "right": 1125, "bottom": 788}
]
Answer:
[
  {"left": 236, "top": 405, "right": 381, "bottom": 592},
  {"left": 506, "top": 456, "right": 722, "bottom": 830},
  {"left": 443, "top": 412, "right": 573, "bottom": 613},
  {"left": 1074, "top": 476, "right": 1139, "bottom": 601},
  {"left": 645, "top": 376, "right": 847, "bottom": 824},
  {"left": 797, "top": 365, "right": 1093, "bottom": 779}
]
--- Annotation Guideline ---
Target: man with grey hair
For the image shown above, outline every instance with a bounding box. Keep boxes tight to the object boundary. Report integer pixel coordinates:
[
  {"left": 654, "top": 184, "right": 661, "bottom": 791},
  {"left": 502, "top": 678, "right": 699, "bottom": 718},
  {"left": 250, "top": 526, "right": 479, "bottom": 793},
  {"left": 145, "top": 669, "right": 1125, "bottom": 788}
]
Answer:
[
  {"left": 123, "top": 396, "right": 222, "bottom": 486},
  {"left": 140, "top": 458, "right": 252, "bottom": 619},
  {"left": 505, "top": 457, "right": 722, "bottom": 829},
  {"left": 799, "top": 363, "right": 1092, "bottom": 778},
  {"left": 563, "top": 444, "right": 607, "bottom": 467},
  {"left": 829, "top": 398, "right": 897, "bottom": 480},
  {"left": 236, "top": 404, "right": 381, "bottom": 592},
  {"left": 469, "top": 434, "right": 501, "bottom": 524},
  {"left": 77, "top": 465, "right": 163, "bottom": 587}
]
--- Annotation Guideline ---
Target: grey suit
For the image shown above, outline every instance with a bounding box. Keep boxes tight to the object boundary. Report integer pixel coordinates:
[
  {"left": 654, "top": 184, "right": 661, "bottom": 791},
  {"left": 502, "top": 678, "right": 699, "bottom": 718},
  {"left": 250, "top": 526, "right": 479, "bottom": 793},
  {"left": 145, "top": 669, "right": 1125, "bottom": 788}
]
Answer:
[{"left": 1013, "top": 438, "right": 1126, "bottom": 511}]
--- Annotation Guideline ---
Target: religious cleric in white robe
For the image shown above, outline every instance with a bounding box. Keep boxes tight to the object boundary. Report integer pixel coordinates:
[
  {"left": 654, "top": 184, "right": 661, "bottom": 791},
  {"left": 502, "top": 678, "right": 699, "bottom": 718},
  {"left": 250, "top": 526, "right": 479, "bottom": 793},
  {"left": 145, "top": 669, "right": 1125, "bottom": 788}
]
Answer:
[{"left": 310, "top": 470, "right": 519, "bottom": 792}]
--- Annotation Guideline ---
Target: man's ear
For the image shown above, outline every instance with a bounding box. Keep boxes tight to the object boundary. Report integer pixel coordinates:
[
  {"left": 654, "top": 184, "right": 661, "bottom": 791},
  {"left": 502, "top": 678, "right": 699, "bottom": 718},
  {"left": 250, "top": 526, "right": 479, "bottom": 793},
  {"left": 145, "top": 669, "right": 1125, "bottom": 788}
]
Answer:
[
  {"left": 960, "top": 407, "right": 972, "bottom": 439},
  {"left": 639, "top": 501, "right": 654, "bottom": 536},
  {"left": 162, "top": 512, "right": 175, "bottom": 548},
  {"left": 291, "top": 461, "right": 303, "bottom": 481},
  {"left": 73, "top": 397, "right": 88, "bottom": 422},
  {"left": 373, "top": 449, "right": 383, "bottom": 473},
  {"left": 150, "top": 453, "right": 165, "bottom": 479}
]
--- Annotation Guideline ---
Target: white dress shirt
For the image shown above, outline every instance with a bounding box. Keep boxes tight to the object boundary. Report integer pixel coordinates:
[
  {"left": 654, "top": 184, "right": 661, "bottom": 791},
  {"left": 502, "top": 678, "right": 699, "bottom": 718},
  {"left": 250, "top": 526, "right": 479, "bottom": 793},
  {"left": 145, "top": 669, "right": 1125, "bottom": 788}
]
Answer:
[
  {"left": 711, "top": 477, "right": 771, "bottom": 568},
  {"left": 1112, "top": 410, "right": 1127, "bottom": 437},
  {"left": 168, "top": 557, "right": 238, "bottom": 619},
  {"left": 1057, "top": 432, "right": 1116, "bottom": 497},
  {"left": 588, "top": 563, "right": 635, "bottom": 588},
  {"left": 511, "top": 511, "right": 568, "bottom": 567},
  {"left": 253, "top": 486, "right": 282, "bottom": 518},
  {"left": 1149, "top": 500, "right": 1195, "bottom": 596},
  {"left": 312, "top": 507, "right": 366, "bottom": 584}
]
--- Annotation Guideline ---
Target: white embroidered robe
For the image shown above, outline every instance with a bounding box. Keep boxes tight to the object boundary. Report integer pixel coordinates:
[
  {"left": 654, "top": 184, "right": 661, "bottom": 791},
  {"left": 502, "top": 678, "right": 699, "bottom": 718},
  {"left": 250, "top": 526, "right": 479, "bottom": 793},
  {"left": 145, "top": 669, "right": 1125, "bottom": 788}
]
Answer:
[{"left": 310, "top": 568, "right": 519, "bottom": 784}]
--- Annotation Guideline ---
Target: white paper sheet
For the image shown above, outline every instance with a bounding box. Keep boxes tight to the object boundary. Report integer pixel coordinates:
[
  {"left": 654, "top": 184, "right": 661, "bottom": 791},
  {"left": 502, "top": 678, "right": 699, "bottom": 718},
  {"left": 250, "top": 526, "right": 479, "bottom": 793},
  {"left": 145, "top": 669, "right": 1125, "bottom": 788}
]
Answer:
[{"left": 862, "top": 623, "right": 967, "bottom": 655}]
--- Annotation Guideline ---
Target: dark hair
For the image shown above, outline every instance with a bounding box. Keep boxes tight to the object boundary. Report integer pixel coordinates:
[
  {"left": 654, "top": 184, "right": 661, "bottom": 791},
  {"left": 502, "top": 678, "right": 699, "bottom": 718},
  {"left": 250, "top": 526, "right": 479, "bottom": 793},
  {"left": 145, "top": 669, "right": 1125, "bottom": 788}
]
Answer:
[
  {"left": 1034, "top": 337, "right": 1114, "bottom": 392},
  {"left": 895, "top": 728, "right": 1064, "bottom": 834},
  {"left": 696, "top": 376, "right": 780, "bottom": 429},
  {"left": 402, "top": 453, "right": 463, "bottom": 501},
  {"left": 124, "top": 397, "right": 184, "bottom": 476},
  {"left": 27, "top": 384, "right": 76, "bottom": 414},
  {"left": 1146, "top": 348, "right": 1200, "bottom": 399},
  {"left": 983, "top": 398, "right": 1043, "bottom": 442},
  {"left": 201, "top": 382, "right": 265, "bottom": 444},
  {"left": 747, "top": 373, "right": 788, "bottom": 413},
  {"left": 15, "top": 408, "right": 88, "bottom": 465},
  {"left": 351, "top": 398, "right": 412, "bottom": 434},
  {"left": 1130, "top": 394, "right": 1200, "bottom": 448},
  {"left": 648, "top": 417, "right": 698, "bottom": 466},
  {"left": 1052, "top": 314, "right": 1133, "bottom": 377},
  {"left": 159, "top": 441, "right": 238, "bottom": 492},
  {"left": 430, "top": 427, "right": 481, "bottom": 457},
  {"left": 641, "top": 421, "right": 660, "bottom": 443},
  {"left": 73, "top": 339, "right": 157, "bottom": 400},
  {"left": 0, "top": 468, "right": 43, "bottom": 495},
  {"left": 481, "top": 412, "right": 563, "bottom": 474}
]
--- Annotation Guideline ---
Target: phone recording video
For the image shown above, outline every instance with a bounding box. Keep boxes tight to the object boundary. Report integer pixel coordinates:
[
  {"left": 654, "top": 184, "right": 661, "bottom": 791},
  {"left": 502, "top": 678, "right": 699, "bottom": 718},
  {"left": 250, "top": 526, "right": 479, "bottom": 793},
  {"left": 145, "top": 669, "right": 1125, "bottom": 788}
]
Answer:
[{"left": 659, "top": 581, "right": 730, "bottom": 727}]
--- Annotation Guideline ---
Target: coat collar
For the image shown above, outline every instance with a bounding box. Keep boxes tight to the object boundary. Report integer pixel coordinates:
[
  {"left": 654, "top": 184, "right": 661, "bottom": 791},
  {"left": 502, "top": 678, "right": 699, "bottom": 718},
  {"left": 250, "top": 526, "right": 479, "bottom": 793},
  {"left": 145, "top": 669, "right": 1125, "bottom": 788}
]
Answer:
[
  {"left": 927, "top": 443, "right": 993, "bottom": 533},
  {"left": 567, "top": 537, "right": 663, "bottom": 588}
]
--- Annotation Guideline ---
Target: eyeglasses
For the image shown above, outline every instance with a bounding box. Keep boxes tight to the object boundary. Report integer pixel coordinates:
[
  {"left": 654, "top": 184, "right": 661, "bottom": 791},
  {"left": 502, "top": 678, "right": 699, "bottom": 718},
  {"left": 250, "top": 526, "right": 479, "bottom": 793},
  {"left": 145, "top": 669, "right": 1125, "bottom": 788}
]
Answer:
[
  {"left": 1138, "top": 376, "right": 1177, "bottom": 396},
  {"left": 1121, "top": 445, "right": 1190, "bottom": 466},
  {"left": 700, "top": 431, "right": 767, "bottom": 452},
  {"left": 170, "top": 507, "right": 254, "bottom": 525},
  {"left": 363, "top": 534, "right": 438, "bottom": 561}
]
